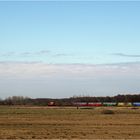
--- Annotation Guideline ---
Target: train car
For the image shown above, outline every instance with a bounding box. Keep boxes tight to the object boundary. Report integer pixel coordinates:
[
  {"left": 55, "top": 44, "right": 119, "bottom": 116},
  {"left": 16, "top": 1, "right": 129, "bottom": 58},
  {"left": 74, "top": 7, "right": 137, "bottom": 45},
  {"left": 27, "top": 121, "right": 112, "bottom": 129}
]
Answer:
[
  {"left": 103, "top": 102, "right": 117, "bottom": 106},
  {"left": 73, "top": 102, "right": 102, "bottom": 107},
  {"left": 125, "top": 102, "right": 132, "bottom": 107},
  {"left": 73, "top": 102, "right": 88, "bottom": 107},
  {"left": 117, "top": 102, "right": 125, "bottom": 107},
  {"left": 88, "top": 102, "right": 102, "bottom": 107},
  {"left": 117, "top": 102, "right": 132, "bottom": 107},
  {"left": 133, "top": 102, "right": 140, "bottom": 107}
]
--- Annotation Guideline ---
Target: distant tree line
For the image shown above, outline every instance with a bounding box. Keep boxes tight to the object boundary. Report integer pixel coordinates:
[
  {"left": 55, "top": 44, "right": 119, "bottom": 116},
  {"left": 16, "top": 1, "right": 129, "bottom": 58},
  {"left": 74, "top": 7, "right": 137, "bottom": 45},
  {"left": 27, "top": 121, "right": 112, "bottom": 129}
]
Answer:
[{"left": 0, "top": 94, "right": 140, "bottom": 106}]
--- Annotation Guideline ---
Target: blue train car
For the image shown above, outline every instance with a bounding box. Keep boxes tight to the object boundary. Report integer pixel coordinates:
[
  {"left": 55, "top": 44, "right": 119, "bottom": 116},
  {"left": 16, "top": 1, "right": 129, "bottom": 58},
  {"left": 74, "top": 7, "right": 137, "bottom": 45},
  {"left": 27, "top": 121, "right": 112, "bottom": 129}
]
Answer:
[{"left": 133, "top": 102, "right": 140, "bottom": 107}]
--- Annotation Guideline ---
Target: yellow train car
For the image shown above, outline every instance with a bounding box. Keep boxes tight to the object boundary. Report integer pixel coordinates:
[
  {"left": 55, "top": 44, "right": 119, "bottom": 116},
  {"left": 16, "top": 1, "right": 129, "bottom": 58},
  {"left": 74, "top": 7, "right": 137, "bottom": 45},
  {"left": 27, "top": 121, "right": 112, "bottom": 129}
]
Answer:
[{"left": 117, "top": 102, "right": 132, "bottom": 107}]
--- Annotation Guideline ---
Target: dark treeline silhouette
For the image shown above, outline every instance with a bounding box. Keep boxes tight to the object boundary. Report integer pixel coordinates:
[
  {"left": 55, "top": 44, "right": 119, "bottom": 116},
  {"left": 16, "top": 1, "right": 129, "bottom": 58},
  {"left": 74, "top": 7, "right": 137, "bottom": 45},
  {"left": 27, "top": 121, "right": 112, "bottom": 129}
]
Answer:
[{"left": 0, "top": 94, "right": 140, "bottom": 106}]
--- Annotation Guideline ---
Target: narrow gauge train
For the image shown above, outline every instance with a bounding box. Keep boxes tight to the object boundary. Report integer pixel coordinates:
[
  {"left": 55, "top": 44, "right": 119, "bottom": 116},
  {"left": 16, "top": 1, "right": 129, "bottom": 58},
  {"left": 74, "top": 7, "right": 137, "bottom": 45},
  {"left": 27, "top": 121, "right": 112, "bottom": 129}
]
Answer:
[{"left": 73, "top": 102, "right": 140, "bottom": 107}]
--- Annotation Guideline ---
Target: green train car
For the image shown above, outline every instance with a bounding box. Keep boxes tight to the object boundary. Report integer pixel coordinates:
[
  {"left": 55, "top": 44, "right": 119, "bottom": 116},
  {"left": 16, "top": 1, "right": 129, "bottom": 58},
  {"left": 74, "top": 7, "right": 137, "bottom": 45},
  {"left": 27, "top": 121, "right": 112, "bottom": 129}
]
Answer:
[{"left": 102, "top": 102, "right": 117, "bottom": 106}]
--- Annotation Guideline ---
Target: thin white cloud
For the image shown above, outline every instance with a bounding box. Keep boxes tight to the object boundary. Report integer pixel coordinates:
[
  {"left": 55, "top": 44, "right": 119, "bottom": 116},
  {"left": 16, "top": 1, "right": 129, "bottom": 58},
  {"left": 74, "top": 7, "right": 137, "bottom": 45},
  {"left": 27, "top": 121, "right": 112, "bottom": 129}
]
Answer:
[
  {"left": 0, "top": 50, "right": 72, "bottom": 58},
  {"left": 53, "top": 53, "right": 74, "bottom": 57},
  {"left": 0, "top": 52, "right": 15, "bottom": 57},
  {"left": 113, "top": 53, "right": 140, "bottom": 58},
  {"left": 53, "top": 53, "right": 69, "bottom": 57},
  {"left": 36, "top": 50, "right": 51, "bottom": 55},
  {"left": 0, "top": 50, "right": 51, "bottom": 57}
]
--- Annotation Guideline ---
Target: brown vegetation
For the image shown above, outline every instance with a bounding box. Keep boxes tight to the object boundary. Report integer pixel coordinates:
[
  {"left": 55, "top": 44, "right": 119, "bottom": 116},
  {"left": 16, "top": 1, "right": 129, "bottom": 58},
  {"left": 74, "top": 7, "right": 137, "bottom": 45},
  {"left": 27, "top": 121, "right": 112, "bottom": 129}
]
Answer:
[{"left": 0, "top": 106, "right": 140, "bottom": 139}]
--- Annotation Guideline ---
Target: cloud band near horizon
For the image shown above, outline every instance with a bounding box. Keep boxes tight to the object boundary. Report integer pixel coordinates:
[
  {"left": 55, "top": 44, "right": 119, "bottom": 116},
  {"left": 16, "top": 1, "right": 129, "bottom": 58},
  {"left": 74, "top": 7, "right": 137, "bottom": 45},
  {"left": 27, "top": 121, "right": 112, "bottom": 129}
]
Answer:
[
  {"left": 0, "top": 61, "right": 140, "bottom": 78},
  {"left": 0, "top": 61, "right": 140, "bottom": 98}
]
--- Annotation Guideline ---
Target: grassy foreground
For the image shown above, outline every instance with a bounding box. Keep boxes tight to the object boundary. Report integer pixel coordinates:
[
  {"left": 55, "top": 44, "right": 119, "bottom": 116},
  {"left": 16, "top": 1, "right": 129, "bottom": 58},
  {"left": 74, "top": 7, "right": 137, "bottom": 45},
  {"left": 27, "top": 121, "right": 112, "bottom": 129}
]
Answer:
[{"left": 0, "top": 106, "right": 140, "bottom": 139}]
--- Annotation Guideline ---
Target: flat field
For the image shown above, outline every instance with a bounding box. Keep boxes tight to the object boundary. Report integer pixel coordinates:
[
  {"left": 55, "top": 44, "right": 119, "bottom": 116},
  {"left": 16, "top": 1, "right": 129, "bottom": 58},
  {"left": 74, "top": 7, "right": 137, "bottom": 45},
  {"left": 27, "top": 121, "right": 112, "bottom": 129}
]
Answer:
[{"left": 0, "top": 106, "right": 140, "bottom": 139}]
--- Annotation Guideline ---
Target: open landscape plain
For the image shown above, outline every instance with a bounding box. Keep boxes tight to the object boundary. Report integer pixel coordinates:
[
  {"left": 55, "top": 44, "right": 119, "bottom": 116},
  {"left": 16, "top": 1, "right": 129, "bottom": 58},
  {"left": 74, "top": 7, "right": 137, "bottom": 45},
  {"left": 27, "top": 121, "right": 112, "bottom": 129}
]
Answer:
[{"left": 0, "top": 106, "right": 140, "bottom": 139}]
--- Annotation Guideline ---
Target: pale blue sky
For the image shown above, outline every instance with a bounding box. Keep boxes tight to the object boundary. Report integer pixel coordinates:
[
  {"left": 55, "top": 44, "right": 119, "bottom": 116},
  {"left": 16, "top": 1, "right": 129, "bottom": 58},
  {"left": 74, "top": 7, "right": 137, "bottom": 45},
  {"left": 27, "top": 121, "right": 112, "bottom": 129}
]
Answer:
[
  {"left": 0, "top": 1, "right": 140, "bottom": 98},
  {"left": 0, "top": 1, "right": 140, "bottom": 64}
]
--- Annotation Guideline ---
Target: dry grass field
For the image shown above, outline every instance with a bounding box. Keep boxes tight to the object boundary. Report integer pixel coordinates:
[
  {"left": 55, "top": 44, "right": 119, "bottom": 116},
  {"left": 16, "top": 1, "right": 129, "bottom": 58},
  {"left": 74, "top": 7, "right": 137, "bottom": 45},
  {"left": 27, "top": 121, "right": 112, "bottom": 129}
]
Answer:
[{"left": 0, "top": 106, "right": 140, "bottom": 139}]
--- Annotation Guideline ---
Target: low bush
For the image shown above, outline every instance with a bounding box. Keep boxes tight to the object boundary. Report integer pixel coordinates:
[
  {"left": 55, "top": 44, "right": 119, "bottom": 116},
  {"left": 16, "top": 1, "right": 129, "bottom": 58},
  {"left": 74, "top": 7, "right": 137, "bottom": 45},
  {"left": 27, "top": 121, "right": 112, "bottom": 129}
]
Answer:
[
  {"left": 101, "top": 109, "right": 115, "bottom": 114},
  {"left": 131, "top": 107, "right": 139, "bottom": 110},
  {"left": 80, "top": 107, "right": 94, "bottom": 109}
]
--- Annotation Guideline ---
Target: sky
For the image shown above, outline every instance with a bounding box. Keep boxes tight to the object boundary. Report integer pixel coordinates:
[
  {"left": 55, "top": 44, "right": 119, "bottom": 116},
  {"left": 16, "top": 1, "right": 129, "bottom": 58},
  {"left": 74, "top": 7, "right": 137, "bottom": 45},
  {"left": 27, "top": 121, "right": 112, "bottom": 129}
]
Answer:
[{"left": 0, "top": 1, "right": 140, "bottom": 99}]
